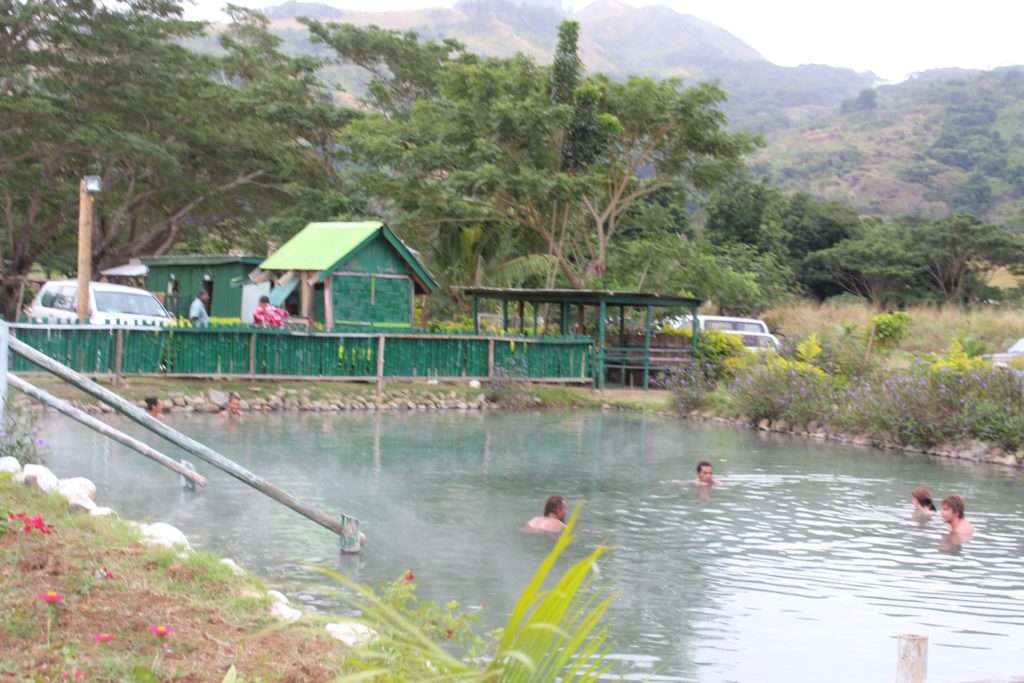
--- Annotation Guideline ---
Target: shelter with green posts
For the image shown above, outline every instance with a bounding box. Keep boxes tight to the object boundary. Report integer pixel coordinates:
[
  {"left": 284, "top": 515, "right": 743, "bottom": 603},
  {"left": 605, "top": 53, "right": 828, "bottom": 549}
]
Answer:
[
  {"left": 143, "top": 255, "right": 265, "bottom": 321},
  {"left": 255, "top": 222, "right": 437, "bottom": 329},
  {"left": 463, "top": 287, "right": 702, "bottom": 389}
]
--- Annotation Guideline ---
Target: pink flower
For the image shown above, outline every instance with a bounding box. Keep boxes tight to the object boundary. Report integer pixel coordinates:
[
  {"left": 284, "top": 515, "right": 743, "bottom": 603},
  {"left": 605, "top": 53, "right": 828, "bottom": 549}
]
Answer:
[
  {"left": 93, "top": 633, "right": 113, "bottom": 642},
  {"left": 102, "top": 567, "right": 115, "bottom": 580},
  {"left": 37, "top": 591, "right": 65, "bottom": 604},
  {"left": 149, "top": 625, "right": 172, "bottom": 637},
  {"left": 60, "top": 670, "right": 82, "bottom": 680},
  {"left": 22, "top": 514, "right": 53, "bottom": 534}
]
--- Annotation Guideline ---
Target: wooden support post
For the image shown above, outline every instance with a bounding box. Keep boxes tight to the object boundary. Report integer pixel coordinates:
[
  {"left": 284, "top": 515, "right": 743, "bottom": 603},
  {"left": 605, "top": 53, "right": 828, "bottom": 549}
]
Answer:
[
  {"left": 324, "top": 275, "right": 334, "bottom": 330},
  {"left": 113, "top": 328, "right": 124, "bottom": 386},
  {"left": 487, "top": 338, "right": 495, "bottom": 379},
  {"left": 560, "top": 302, "right": 569, "bottom": 335},
  {"left": 249, "top": 333, "right": 256, "bottom": 377},
  {"left": 7, "top": 336, "right": 361, "bottom": 549},
  {"left": 578, "top": 304, "right": 585, "bottom": 334},
  {"left": 8, "top": 373, "right": 207, "bottom": 487},
  {"left": 895, "top": 634, "right": 927, "bottom": 683},
  {"left": 502, "top": 300, "right": 508, "bottom": 334},
  {"left": 376, "top": 335, "right": 385, "bottom": 397},
  {"left": 76, "top": 179, "right": 94, "bottom": 324},
  {"left": 690, "top": 303, "right": 699, "bottom": 357},
  {"left": 472, "top": 295, "right": 479, "bottom": 334},
  {"left": 532, "top": 301, "right": 538, "bottom": 335},
  {"left": 643, "top": 304, "right": 652, "bottom": 390},
  {"left": 518, "top": 300, "right": 525, "bottom": 334}
]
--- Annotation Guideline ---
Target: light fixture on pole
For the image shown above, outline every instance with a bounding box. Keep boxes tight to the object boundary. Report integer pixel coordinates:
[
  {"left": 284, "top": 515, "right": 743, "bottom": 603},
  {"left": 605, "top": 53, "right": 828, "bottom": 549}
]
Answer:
[{"left": 76, "top": 176, "right": 102, "bottom": 323}]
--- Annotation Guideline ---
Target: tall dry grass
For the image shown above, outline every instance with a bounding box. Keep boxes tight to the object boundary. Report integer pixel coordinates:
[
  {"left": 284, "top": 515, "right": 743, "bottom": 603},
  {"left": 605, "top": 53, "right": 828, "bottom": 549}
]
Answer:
[{"left": 764, "top": 300, "right": 1024, "bottom": 354}]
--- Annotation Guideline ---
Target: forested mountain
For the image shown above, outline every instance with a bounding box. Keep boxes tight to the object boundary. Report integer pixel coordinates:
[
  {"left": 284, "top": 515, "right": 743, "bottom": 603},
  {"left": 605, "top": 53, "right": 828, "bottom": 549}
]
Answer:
[
  {"left": 241, "top": 0, "right": 876, "bottom": 131},
  {"left": 752, "top": 67, "right": 1024, "bottom": 227}
]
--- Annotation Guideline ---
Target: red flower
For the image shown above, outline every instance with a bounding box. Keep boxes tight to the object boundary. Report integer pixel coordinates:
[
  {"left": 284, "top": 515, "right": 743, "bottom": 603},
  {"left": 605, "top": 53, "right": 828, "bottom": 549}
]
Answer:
[
  {"left": 21, "top": 514, "right": 53, "bottom": 534},
  {"left": 149, "top": 625, "right": 172, "bottom": 637},
  {"left": 9, "top": 511, "right": 27, "bottom": 520},
  {"left": 102, "top": 567, "right": 115, "bottom": 580},
  {"left": 60, "top": 670, "right": 82, "bottom": 680},
  {"left": 93, "top": 633, "right": 113, "bottom": 642},
  {"left": 37, "top": 591, "right": 65, "bottom": 604}
]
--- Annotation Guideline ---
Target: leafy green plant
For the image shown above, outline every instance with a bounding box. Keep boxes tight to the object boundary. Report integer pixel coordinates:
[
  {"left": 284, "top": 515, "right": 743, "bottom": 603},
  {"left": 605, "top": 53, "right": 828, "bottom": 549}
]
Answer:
[
  {"left": 869, "top": 311, "right": 911, "bottom": 352},
  {"left": 323, "top": 505, "right": 613, "bottom": 682}
]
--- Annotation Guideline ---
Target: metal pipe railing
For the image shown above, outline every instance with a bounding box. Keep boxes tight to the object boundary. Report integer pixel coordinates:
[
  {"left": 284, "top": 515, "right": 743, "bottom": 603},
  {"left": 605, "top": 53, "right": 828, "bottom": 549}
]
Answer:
[
  {"left": 7, "top": 373, "right": 207, "bottom": 488},
  {"left": 8, "top": 335, "right": 362, "bottom": 552}
]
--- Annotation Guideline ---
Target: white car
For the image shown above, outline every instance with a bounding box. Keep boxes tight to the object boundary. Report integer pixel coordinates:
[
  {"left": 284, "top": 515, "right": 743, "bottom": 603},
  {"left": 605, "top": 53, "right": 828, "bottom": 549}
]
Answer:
[
  {"left": 737, "top": 331, "right": 782, "bottom": 352},
  {"left": 662, "top": 314, "right": 778, "bottom": 351},
  {"left": 27, "top": 280, "right": 173, "bottom": 326}
]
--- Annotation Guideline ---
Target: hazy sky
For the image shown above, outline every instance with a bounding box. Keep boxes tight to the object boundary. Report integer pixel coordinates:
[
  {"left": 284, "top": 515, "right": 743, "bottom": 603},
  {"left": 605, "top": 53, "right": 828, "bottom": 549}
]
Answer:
[{"left": 181, "top": 0, "right": 1024, "bottom": 83}]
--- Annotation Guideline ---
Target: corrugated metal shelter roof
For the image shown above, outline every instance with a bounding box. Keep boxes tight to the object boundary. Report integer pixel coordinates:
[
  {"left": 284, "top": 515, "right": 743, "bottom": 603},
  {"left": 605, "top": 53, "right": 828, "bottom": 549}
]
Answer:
[
  {"left": 460, "top": 287, "right": 702, "bottom": 307},
  {"left": 141, "top": 254, "right": 263, "bottom": 267}
]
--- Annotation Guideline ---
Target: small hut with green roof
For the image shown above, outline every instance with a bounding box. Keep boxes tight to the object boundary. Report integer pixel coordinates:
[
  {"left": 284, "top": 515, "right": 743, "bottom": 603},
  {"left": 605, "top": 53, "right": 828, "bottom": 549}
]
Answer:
[{"left": 255, "top": 221, "right": 437, "bottom": 329}]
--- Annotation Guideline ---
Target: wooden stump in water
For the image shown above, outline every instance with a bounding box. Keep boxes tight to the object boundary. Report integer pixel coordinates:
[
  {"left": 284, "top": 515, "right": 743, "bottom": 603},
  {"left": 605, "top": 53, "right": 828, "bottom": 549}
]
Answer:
[{"left": 896, "top": 634, "right": 928, "bottom": 683}]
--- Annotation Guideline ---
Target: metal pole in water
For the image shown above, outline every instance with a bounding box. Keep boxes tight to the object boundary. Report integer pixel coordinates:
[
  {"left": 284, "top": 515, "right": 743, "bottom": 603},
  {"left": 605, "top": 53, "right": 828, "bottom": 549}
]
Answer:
[
  {"left": 896, "top": 634, "right": 927, "bottom": 683},
  {"left": 8, "top": 336, "right": 361, "bottom": 549},
  {"left": 0, "top": 321, "right": 8, "bottom": 426},
  {"left": 7, "top": 373, "right": 207, "bottom": 487}
]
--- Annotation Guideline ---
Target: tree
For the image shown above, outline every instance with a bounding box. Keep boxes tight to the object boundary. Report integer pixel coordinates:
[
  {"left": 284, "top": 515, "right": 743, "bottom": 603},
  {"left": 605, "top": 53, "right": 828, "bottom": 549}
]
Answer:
[
  {"left": 335, "top": 23, "right": 755, "bottom": 287},
  {"left": 0, "top": 2, "right": 338, "bottom": 318},
  {"left": 906, "top": 213, "right": 1024, "bottom": 303},
  {"left": 803, "top": 221, "right": 918, "bottom": 307}
]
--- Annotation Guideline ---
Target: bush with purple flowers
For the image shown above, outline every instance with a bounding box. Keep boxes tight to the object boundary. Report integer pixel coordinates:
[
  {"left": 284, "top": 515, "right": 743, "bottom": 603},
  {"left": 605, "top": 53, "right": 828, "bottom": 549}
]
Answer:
[{"left": 1, "top": 405, "right": 46, "bottom": 465}]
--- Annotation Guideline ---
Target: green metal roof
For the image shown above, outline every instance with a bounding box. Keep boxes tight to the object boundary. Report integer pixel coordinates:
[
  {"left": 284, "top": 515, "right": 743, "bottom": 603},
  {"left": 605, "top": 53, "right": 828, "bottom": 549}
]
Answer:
[
  {"left": 259, "top": 222, "right": 382, "bottom": 271},
  {"left": 258, "top": 221, "right": 438, "bottom": 293},
  {"left": 142, "top": 254, "right": 264, "bottom": 267}
]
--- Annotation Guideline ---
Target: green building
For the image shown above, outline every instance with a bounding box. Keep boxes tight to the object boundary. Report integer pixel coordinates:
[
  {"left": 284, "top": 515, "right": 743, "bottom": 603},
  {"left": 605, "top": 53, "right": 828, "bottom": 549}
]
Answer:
[
  {"left": 143, "top": 254, "right": 265, "bottom": 321},
  {"left": 256, "top": 221, "right": 437, "bottom": 328}
]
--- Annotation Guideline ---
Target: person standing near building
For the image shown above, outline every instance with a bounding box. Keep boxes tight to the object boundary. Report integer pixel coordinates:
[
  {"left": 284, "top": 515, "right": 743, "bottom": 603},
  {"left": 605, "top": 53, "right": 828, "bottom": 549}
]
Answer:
[
  {"left": 252, "top": 295, "right": 288, "bottom": 328},
  {"left": 189, "top": 290, "right": 210, "bottom": 325}
]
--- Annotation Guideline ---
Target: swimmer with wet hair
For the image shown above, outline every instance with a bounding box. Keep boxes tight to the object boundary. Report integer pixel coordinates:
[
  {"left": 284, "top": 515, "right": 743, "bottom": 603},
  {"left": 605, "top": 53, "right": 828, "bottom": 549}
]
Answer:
[
  {"left": 911, "top": 487, "right": 936, "bottom": 520},
  {"left": 692, "top": 460, "right": 721, "bottom": 486},
  {"left": 940, "top": 495, "right": 975, "bottom": 541},
  {"left": 144, "top": 397, "right": 163, "bottom": 418},
  {"left": 524, "top": 495, "right": 568, "bottom": 533}
]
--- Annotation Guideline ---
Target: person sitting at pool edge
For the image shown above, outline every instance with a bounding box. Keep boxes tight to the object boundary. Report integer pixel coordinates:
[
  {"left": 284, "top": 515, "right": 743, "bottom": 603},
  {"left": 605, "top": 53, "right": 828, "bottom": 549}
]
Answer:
[
  {"left": 524, "top": 495, "right": 568, "bottom": 533},
  {"left": 693, "top": 460, "right": 721, "bottom": 486},
  {"left": 940, "top": 495, "right": 975, "bottom": 541},
  {"left": 911, "top": 487, "right": 936, "bottom": 521}
]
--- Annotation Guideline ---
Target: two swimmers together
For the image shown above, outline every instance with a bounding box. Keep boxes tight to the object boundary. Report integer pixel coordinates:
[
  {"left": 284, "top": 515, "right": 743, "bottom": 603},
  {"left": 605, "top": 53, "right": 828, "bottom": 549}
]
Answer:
[{"left": 912, "top": 487, "right": 975, "bottom": 542}]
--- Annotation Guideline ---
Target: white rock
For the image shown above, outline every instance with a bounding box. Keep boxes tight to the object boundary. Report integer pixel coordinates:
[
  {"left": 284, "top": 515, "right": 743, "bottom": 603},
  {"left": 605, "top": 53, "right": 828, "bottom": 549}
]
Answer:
[
  {"left": 62, "top": 490, "right": 97, "bottom": 513},
  {"left": 90, "top": 507, "right": 115, "bottom": 517},
  {"left": 468, "top": 379, "right": 481, "bottom": 389},
  {"left": 0, "top": 456, "right": 21, "bottom": 474},
  {"left": 326, "top": 621, "right": 376, "bottom": 646},
  {"left": 139, "top": 522, "right": 191, "bottom": 549},
  {"left": 268, "top": 590, "right": 290, "bottom": 605},
  {"left": 208, "top": 389, "right": 229, "bottom": 408},
  {"left": 59, "top": 477, "right": 97, "bottom": 501},
  {"left": 220, "top": 558, "right": 246, "bottom": 576},
  {"left": 17, "top": 464, "right": 59, "bottom": 492},
  {"left": 270, "top": 600, "right": 302, "bottom": 622}
]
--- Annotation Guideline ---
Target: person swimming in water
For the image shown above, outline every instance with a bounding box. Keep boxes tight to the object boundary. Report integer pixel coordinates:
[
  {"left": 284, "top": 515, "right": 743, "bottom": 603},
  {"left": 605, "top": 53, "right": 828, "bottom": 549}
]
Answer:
[
  {"left": 692, "top": 460, "right": 721, "bottom": 486},
  {"left": 911, "top": 487, "right": 936, "bottom": 521},
  {"left": 523, "top": 495, "right": 568, "bottom": 533},
  {"left": 940, "top": 495, "right": 975, "bottom": 541}
]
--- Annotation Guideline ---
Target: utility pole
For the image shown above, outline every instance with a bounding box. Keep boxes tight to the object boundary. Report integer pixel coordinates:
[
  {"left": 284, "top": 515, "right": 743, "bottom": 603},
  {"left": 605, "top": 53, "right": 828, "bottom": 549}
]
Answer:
[{"left": 76, "top": 176, "right": 101, "bottom": 323}]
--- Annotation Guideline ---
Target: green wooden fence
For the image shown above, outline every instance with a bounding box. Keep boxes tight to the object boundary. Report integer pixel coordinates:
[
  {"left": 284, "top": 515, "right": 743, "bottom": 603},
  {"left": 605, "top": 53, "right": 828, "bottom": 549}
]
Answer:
[{"left": 8, "top": 324, "right": 593, "bottom": 383}]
